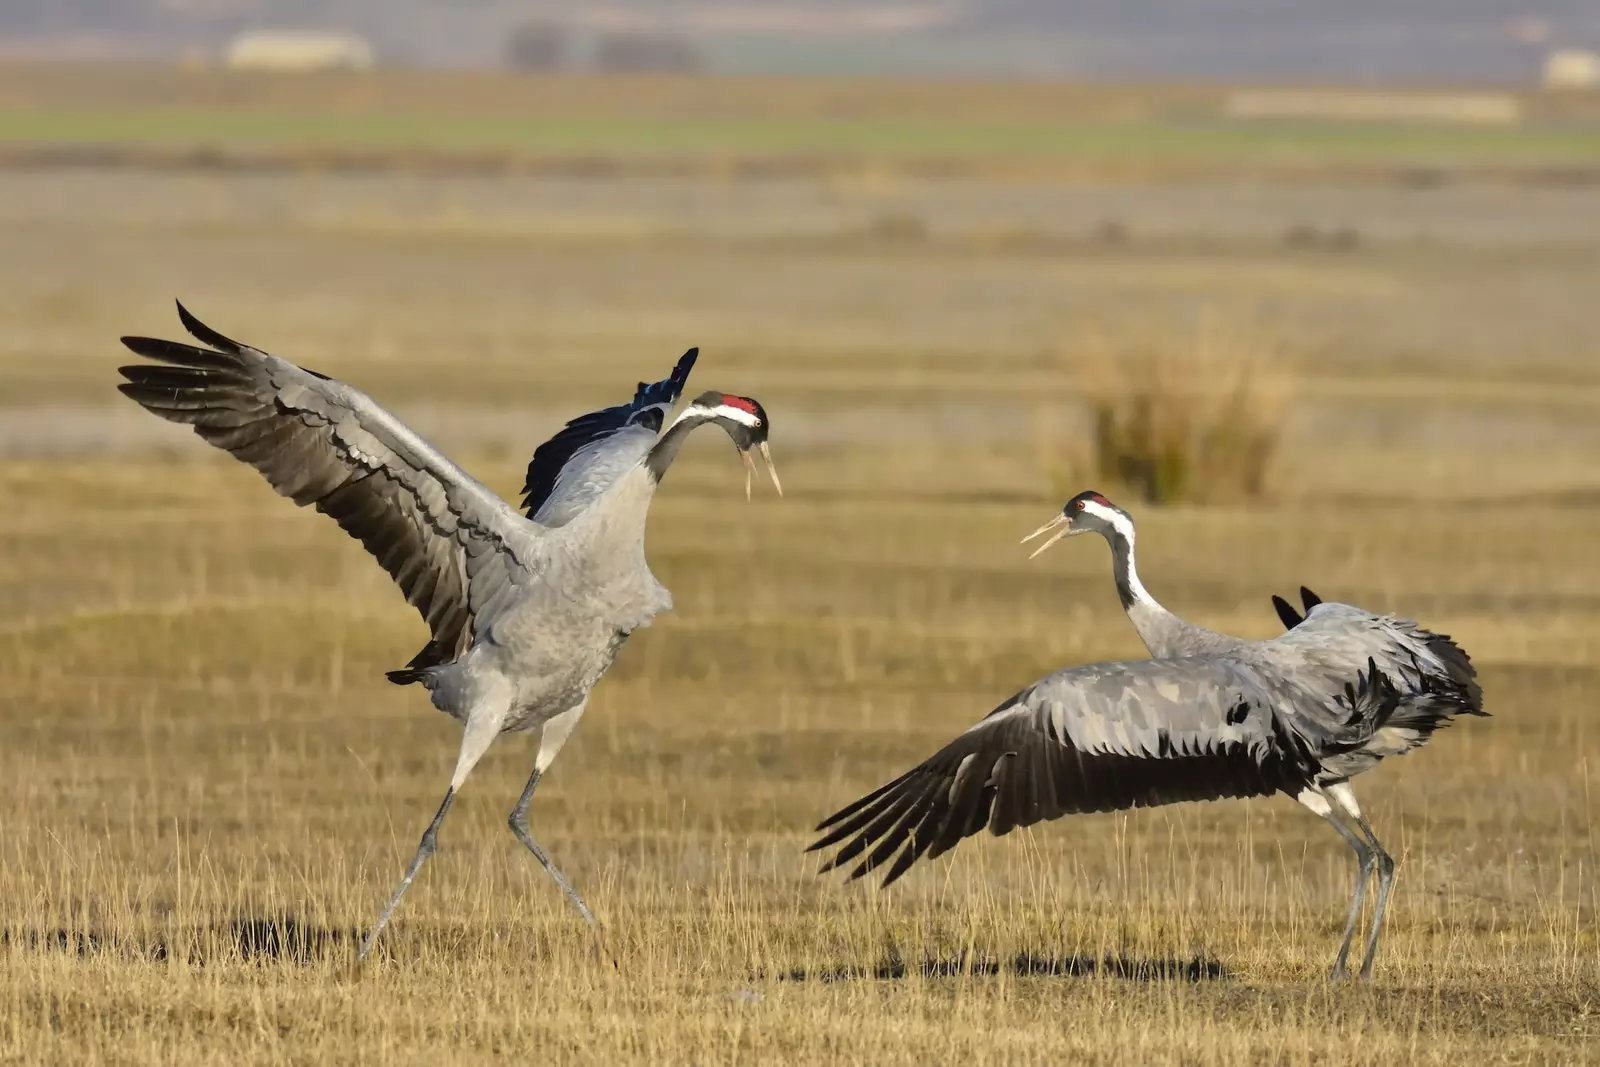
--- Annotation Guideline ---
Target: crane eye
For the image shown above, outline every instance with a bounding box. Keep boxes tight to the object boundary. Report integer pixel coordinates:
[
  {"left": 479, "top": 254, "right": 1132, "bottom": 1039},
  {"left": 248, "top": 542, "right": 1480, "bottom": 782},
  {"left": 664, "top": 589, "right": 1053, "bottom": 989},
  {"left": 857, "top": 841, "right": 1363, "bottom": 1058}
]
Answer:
[{"left": 1075, "top": 500, "right": 1086, "bottom": 510}]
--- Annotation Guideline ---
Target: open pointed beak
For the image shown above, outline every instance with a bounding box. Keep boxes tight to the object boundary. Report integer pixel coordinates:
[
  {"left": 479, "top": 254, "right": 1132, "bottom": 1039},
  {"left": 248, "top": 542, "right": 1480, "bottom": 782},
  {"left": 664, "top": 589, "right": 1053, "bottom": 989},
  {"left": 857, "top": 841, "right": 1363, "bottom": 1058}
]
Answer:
[
  {"left": 759, "top": 440, "right": 783, "bottom": 497},
  {"left": 741, "top": 442, "right": 782, "bottom": 500},
  {"left": 1021, "top": 513, "right": 1072, "bottom": 559}
]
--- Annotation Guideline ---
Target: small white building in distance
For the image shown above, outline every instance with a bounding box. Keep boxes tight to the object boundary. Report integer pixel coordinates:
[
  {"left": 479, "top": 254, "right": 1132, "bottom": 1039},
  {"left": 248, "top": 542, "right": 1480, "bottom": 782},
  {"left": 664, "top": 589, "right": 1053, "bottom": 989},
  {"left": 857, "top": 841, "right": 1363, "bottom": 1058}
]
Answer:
[
  {"left": 225, "top": 30, "right": 376, "bottom": 71},
  {"left": 1543, "top": 49, "right": 1600, "bottom": 89}
]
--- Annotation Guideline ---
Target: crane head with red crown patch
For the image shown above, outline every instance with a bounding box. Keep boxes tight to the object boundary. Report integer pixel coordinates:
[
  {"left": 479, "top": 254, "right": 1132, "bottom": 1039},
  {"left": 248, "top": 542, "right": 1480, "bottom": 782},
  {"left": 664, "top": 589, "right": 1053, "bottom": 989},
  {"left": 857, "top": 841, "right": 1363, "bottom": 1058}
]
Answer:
[
  {"left": 1021, "top": 489, "right": 1131, "bottom": 559},
  {"left": 679, "top": 389, "right": 780, "bottom": 499}
]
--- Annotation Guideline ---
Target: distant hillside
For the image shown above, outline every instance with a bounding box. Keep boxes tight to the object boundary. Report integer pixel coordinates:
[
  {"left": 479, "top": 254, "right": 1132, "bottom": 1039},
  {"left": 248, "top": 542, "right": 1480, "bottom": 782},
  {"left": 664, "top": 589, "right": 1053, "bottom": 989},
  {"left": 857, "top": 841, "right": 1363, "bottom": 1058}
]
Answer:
[{"left": 2, "top": 0, "right": 1598, "bottom": 82}]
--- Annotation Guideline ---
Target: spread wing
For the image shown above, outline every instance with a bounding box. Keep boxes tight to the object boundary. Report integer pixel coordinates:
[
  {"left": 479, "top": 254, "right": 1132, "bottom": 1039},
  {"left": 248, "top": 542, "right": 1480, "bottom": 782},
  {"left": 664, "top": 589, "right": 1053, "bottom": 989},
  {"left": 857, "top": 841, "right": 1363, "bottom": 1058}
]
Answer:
[
  {"left": 808, "top": 654, "right": 1373, "bottom": 887},
  {"left": 118, "top": 302, "right": 542, "bottom": 673},
  {"left": 520, "top": 348, "right": 697, "bottom": 527}
]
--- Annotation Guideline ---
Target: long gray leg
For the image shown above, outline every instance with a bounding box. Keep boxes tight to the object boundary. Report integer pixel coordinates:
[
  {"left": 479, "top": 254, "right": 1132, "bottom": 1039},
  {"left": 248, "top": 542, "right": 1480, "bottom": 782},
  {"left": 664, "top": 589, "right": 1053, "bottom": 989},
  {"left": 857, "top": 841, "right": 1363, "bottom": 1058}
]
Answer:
[
  {"left": 507, "top": 704, "right": 596, "bottom": 926},
  {"left": 1327, "top": 781, "right": 1394, "bottom": 979},
  {"left": 1296, "top": 787, "right": 1373, "bottom": 980},
  {"left": 359, "top": 788, "right": 455, "bottom": 960},
  {"left": 360, "top": 706, "right": 502, "bottom": 961},
  {"left": 508, "top": 768, "right": 597, "bottom": 927}
]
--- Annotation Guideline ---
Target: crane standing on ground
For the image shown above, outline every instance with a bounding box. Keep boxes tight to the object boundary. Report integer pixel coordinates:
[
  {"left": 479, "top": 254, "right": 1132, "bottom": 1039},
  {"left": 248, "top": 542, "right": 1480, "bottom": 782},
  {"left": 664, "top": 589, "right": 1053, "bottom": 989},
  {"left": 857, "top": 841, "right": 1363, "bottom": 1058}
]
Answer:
[
  {"left": 118, "top": 304, "right": 781, "bottom": 960},
  {"left": 1020, "top": 489, "right": 1485, "bottom": 976},
  {"left": 812, "top": 491, "right": 1482, "bottom": 980}
]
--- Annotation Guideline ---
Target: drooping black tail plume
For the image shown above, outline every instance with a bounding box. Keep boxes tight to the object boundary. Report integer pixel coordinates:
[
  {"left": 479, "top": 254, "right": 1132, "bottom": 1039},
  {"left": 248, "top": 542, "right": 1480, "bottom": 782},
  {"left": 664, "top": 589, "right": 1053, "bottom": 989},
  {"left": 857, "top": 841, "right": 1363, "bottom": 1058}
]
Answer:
[
  {"left": 1419, "top": 630, "right": 1485, "bottom": 718},
  {"left": 1338, "top": 657, "right": 1402, "bottom": 735}
]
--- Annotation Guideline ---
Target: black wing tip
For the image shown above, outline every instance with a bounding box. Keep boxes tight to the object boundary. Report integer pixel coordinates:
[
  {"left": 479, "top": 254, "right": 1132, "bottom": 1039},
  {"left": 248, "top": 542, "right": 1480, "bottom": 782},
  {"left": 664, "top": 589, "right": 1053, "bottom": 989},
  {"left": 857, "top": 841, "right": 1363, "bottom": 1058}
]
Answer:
[
  {"left": 173, "top": 298, "right": 258, "bottom": 356},
  {"left": 817, "top": 854, "right": 851, "bottom": 875},
  {"left": 813, "top": 807, "right": 852, "bottom": 834},
  {"left": 639, "top": 346, "right": 699, "bottom": 405},
  {"left": 174, "top": 299, "right": 210, "bottom": 340},
  {"left": 1300, "top": 585, "right": 1323, "bottom": 610},
  {"left": 119, "top": 334, "right": 163, "bottom": 357},
  {"left": 1272, "top": 594, "right": 1303, "bottom": 629}
]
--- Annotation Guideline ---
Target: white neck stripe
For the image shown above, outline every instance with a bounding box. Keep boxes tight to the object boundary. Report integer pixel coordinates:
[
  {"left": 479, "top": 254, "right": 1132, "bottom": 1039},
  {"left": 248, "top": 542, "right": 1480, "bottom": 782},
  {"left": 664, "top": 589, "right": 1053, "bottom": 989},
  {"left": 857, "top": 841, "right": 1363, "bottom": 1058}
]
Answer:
[
  {"left": 1083, "top": 501, "right": 1155, "bottom": 608},
  {"left": 672, "top": 402, "right": 760, "bottom": 430}
]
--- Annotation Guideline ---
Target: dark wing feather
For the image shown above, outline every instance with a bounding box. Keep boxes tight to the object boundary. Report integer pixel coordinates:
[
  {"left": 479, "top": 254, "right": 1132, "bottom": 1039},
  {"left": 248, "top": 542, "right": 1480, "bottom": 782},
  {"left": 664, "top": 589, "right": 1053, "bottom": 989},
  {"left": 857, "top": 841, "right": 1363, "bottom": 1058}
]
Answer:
[
  {"left": 809, "top": 657, "right": 1328, "bottom": 888},
  {"left": 1300, "top": 586, "right": 1323, "bottom": 612},
  {"left": 119, "top": 302, "right": 541, "bottom": 674},
  {"left": 1272, "top": 594, "right": 1304, "bottom": 630},
  {"left": 520, "top": 348, "right": 697, "bottom": 525}
]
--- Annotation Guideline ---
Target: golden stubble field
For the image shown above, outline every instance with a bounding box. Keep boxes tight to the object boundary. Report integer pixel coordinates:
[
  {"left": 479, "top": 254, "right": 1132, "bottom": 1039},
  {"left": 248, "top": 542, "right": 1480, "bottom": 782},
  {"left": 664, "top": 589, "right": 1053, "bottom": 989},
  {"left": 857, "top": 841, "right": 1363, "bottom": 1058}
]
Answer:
[{"left": 2, "top": 69, "right": 1600, "bottom": 1065}]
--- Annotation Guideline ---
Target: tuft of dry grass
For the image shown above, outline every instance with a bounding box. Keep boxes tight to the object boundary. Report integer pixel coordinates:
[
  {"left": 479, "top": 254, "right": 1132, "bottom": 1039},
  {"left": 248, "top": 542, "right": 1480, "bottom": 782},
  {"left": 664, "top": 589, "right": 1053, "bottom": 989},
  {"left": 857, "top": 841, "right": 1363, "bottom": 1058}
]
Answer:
[{"left": 1050, "top": 316, "right": 1294, "bottom": 505}]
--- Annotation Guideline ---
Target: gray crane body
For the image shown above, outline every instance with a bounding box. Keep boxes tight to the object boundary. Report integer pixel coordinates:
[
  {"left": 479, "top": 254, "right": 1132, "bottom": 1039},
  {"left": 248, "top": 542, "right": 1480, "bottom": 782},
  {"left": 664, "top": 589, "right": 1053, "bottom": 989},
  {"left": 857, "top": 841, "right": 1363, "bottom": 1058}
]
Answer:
[{"left": 418, "top": 467, "right": 673, "bottom": 738}]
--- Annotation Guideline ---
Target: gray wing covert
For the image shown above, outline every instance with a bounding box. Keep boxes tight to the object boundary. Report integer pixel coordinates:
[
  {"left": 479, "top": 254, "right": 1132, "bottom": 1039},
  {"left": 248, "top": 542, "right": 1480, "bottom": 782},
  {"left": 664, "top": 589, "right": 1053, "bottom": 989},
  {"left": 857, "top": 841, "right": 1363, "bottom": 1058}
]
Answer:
[
  {"left": 809, "top": 656, "right": 1325, "bottom": 886},
  {"left": 529, "top": 423, "right": 661, "bottom": 527},
  {"left": 521, "top": 348, "right": 698, "bottom": 527},
  {"left": 118, "top": 303, "right": 542, "bottom": 673}
]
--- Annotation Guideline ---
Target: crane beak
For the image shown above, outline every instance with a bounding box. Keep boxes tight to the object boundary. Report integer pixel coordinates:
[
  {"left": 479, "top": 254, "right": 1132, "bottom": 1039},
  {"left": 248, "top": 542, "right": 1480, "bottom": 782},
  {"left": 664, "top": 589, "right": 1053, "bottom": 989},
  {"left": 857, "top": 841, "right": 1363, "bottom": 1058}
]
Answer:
[
  {"left": 759, "top": 440, "right": 783, "bottom": 497},
  {"left": 741, "top": 442, "right": 782, "bottom": 500},
  {"left": 1021, "top": 513, "right": 1072, "bottom": 559}
]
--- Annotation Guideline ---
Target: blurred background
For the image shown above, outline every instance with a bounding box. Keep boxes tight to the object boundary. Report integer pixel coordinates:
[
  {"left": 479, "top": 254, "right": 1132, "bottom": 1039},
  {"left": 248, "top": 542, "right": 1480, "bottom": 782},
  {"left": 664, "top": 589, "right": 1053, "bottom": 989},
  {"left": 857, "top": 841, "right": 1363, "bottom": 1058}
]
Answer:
[
  {"left": 6, "top": 0, "right": 1600, "bottom": 82},
  {"left": 2, "top": 3, "right": 1599, "bottom": 1062}
]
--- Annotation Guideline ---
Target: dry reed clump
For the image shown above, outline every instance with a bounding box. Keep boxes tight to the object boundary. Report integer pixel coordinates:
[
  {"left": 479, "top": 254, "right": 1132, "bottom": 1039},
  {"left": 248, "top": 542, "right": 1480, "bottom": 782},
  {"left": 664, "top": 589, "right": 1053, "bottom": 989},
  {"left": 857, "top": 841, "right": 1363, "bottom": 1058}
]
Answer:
[{"left": 1050, "top": 318, "right": 1294, "bottom": 506}]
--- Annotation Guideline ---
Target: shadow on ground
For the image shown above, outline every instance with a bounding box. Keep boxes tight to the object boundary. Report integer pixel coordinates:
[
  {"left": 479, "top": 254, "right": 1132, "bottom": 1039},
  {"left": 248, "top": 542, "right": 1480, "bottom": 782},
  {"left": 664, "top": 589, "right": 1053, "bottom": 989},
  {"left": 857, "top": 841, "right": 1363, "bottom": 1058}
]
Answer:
[
  {"left": 778, "top": 950, "right": 1228, "bottom": 984},
  {"left": 5, "top": 915, "right": 357, "bottom": 965}
]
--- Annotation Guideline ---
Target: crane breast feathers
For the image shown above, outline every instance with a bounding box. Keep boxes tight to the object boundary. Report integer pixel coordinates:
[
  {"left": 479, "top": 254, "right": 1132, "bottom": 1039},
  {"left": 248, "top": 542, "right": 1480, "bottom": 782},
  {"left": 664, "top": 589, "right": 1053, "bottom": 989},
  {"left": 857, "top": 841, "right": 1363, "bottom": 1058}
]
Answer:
[
  {"left": 117, "top": 304, "right": 540, "bottom": 669},
  {"left": 521, "top": 348, "right": 698, "bottom": 525}
]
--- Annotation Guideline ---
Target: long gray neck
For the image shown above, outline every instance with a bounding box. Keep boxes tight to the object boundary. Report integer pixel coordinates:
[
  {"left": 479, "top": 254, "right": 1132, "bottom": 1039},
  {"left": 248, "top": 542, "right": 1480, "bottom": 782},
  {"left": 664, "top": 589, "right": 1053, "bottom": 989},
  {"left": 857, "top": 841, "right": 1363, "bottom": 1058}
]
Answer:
[
  {"left": 563, "top": 412, "right": 716, "bottom": 582},
  {"left": 643, "top": 412, "right": 712, "bottom": 486},
  {"left": 1103, "top": 522, "right": 1238, "bottom": 658}
]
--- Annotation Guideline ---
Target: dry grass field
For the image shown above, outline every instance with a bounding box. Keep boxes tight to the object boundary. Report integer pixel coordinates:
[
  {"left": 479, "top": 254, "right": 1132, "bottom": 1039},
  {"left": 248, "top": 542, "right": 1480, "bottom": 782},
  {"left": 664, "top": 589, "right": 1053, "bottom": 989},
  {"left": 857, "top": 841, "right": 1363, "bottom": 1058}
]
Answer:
[{"left": 2, "top": 69, "right": 1599, "bottom": 1064}]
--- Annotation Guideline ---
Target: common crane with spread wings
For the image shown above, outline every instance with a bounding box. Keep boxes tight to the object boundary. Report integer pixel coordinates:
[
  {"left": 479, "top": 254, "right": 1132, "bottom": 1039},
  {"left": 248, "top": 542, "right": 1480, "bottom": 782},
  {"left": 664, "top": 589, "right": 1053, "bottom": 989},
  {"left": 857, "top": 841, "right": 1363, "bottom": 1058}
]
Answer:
[
  {"left": 814, "top": 492, "right": 1482, "bottom": 979},
  {"left": 119, "top": 303, "right": 781, "bottom": 959}
]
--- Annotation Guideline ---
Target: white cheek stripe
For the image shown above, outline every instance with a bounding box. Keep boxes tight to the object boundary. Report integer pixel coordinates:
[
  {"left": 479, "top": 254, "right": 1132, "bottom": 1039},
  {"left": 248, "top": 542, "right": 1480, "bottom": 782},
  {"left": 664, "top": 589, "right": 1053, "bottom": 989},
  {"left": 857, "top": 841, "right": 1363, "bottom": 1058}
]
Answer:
[
  {"left": 1081, "top": 499, "right": 1130, "bottom": 538},
  {"left": 708, "top": 403, "right": 761, "bottom": 427},
  {"left": 673, "top": 403, "right": 760, "bottom": 430}
]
